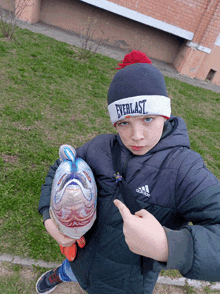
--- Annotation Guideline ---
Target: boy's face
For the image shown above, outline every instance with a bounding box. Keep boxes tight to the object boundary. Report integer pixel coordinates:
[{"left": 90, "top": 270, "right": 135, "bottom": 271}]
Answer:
[{"left": 115, "top": 115, "right": 166, "bottom": 155}]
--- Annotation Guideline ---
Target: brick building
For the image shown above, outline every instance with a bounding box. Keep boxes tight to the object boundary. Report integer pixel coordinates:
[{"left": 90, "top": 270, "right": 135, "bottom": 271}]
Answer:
[{"left": 1, "top": 0, "right": 220, "bottom": 85}]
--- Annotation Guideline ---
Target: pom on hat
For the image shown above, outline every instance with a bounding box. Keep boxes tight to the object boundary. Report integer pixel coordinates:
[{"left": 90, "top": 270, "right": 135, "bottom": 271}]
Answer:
[{"left": 116, "top": 50, "right": 152, "bottom": 70}]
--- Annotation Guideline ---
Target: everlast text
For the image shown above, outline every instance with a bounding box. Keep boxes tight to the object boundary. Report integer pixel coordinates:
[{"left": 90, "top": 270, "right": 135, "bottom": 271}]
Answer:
[{"left": 115, "top": 99, "right": 148, "bottom": 119}]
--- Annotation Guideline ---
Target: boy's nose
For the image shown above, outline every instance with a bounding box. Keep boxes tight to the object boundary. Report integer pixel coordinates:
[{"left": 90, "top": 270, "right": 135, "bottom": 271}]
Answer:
[{"left": 131, "top": 125, "right": 145, "bottom": 141}]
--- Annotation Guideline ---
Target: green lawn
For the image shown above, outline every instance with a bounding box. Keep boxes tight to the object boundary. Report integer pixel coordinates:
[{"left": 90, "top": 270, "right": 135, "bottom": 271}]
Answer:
[
  {"left": 0, "top": 27, "right": 220, "bottom": 265},
  {"left": 0, "top": 262, "right": 38, "bottom": 294}
]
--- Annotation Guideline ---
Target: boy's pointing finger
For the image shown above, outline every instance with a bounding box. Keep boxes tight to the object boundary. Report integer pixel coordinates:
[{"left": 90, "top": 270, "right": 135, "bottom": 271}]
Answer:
[{"left": 114, "top": 199, "right": 132, "bottom": 220}]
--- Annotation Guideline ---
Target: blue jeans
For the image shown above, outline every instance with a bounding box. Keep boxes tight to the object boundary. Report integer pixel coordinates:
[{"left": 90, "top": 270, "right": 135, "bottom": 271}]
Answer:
[{"left": 58, "top": 259, "right": 78, "bottom": 282}]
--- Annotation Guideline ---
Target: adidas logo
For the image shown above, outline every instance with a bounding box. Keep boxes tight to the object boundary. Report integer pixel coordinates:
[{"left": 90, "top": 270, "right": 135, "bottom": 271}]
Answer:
[{"left": 136, "top": 185, "right": 150, "bottom": 197}]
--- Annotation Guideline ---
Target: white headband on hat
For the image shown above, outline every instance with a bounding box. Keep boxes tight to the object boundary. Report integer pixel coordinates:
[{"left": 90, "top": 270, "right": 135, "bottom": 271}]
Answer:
[{"left": 108, "top": 95, "right": 171, "bottom": 125}]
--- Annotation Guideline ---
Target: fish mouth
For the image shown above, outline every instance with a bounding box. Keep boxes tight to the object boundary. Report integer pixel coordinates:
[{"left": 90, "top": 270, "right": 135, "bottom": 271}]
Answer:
[
  {"left": 58, "top": 172, "right": 90, "bottom": 190},
  {"left": 54, "top": 172, "right": 93, "bottom": 204}
]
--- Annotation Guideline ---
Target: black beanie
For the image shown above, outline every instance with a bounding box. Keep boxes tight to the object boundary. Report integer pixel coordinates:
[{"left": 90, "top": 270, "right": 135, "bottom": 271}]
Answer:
[{"left": 107, "top": 51, "right": 171, "bottom": 125}]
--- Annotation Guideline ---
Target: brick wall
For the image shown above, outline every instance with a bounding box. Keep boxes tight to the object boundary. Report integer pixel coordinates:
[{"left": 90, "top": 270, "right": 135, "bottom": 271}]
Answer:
[
  {"left": 197, "top": 0, "right": 220, "bottom": 49},
  {"left": 109, "top": 0, "right": 220, "bottom": 52},
  {"left": 0, "top": 0, "right": 15, "bottom": 11},
  {"left": 40, "top": 0, "right": 182, "bottom": 63},
  {"left": 109, "top": 0, "right": 210, "bottom": 33}
]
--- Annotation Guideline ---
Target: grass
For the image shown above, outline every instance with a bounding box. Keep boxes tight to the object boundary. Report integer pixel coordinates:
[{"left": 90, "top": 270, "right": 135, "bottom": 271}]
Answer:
[
  {"left": 0, "top": 262, "right": 39, "bottom": 294},
  {"left": 166, "top": 78, "right": 220, "bottom": 177},
  {"left": 0, "top": 262, "right": 86, "bottom": 294},
  {"left": 0, "top": 27, "right": 220, "bottom": 270},
  {"left": 160, "top": 269, "right": 182, "bottom": 279},
  {"left": 0, "top": 28, "right": 116, "bottom": 263}
]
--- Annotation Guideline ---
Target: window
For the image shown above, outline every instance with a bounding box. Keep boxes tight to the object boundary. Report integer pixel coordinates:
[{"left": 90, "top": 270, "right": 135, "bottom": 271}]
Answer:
[{"left": 206, "top": 69, "right": 216, "bottom": 82}]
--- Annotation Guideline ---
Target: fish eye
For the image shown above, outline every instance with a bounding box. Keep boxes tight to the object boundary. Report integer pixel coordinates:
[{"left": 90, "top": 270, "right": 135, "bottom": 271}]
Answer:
[
  {"left": 83, "top": 171, "right": 91, "bottom": 182},
  {"left": 58, "top": 174, "right": 66, "bottom": 186}
]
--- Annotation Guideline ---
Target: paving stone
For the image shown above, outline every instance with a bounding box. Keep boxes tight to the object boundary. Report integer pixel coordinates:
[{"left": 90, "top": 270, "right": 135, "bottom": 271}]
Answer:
[
  {"left": 0, "top": 254, "right": 13, "bottom": 262},
  {"left": 157, "top": 276, "right": 186, "bottom": 287},
  {"left": 187, "top": 278, "right": 211, "bottom": 289},
  {"left": 210, "top": 283, "right": 220, "bottom": 290}
]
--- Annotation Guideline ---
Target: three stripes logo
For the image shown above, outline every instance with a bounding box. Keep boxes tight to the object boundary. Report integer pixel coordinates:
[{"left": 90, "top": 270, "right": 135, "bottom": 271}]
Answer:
[{"left": 136, "top": 185, "right": 150, "bottom": 197}]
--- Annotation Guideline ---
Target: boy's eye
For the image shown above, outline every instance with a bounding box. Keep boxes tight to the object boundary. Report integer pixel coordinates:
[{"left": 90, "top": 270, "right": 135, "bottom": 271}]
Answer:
[
  {"left": 145, "top": 117, "right": 153, "bottom": 122},
  {"left": 119, "top": 121, "right": 128, "bottom": 126}
]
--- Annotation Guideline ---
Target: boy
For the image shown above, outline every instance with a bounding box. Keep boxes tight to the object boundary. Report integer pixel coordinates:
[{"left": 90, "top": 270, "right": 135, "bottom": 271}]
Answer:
[{"left": 36, "top": 51, "right": 220, "bottom": 294}]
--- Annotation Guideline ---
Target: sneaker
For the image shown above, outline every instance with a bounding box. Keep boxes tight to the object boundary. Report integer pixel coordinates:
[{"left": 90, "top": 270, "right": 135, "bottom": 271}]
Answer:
[{"left": 36, "top": 266, "right": 63, "bottom": 293}]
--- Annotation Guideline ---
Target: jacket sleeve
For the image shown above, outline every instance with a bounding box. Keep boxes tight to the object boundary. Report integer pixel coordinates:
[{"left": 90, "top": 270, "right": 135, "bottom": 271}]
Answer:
[
  {"left": 156, "top": 151, "right": 220, "bottom": 282},
  {"left": 38, "top": 159, "right": 60, "bottom": 222}
]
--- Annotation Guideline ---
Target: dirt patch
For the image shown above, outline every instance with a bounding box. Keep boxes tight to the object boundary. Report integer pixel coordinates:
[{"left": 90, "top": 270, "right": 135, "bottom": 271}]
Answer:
[
  {"left": 153, "top": 284, "right": 186, "bottom": 293},
  {"left": 153, "top": 283, "right": 206, "bottom": 293},
  {"left": 1, "top": 154, "right": 19, "bottom": 164},
  {"left": 51, "top": 281, "right": 86, "bottom": 294},
  {"left": 20, "top": 267, "right": 37, "bottom": 280},
  {"left": 0, "top": 261, "right": 13, "bottom": 277}
]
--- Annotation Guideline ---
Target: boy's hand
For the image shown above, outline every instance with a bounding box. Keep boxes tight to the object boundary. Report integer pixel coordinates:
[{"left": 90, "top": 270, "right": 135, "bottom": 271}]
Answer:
[
  {"left": 44, "top": 218, "right": 77, "bottom": 247},
  {"left": 114, "top": 199, "right": 168, "bottom": 262}
]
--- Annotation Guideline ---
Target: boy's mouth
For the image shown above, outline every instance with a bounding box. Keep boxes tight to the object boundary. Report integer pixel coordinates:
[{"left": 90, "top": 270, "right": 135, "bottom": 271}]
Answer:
[{"left": 131, "top": 146, "right": 144, "bottom": 151}]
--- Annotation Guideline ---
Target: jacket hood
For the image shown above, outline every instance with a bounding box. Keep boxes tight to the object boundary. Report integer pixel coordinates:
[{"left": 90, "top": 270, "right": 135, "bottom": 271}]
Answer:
[{"left": 156, "top": 116, "right": 190, "bottom": 152}]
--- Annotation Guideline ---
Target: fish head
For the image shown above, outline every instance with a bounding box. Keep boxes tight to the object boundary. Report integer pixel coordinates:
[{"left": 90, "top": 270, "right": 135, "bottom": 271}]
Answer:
[{"left": 50, "top": 154, "right": 97, "bottom": 236}]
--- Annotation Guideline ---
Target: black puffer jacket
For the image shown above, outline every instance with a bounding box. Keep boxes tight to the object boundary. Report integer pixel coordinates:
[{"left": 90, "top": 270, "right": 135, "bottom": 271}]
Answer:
[{"left": 38, "top": 116, "right": 220, "bottom": 294}]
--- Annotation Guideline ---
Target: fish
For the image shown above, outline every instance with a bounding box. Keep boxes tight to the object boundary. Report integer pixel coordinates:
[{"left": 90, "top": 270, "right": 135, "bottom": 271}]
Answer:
[{"left": 49, "top": 144, "right": 97, "bottom": 240}]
